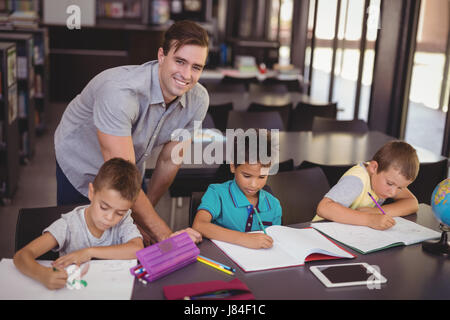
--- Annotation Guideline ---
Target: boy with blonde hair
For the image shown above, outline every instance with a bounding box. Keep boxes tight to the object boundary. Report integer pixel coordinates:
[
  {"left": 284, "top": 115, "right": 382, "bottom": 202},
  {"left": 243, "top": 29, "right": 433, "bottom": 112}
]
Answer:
[{"left": 317, "top": 141, "right": 420, "bottom": 230}]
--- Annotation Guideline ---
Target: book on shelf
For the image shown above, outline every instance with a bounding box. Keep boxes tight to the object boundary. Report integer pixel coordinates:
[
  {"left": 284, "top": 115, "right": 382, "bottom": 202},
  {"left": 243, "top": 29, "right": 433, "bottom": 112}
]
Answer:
[
  {"left": 9, "top": 11, "right": 39, "bottom": 29},
  {"left": 211, "top": 225, "right": 355, "bottom": 272},
  {"left": 18, "top": 89, "right": 26, "bottom": 118}
]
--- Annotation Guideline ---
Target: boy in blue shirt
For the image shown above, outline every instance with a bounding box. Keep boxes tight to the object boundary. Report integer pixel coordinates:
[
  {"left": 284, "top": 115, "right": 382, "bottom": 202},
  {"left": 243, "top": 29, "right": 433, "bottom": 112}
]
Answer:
[{"left": 193, "top": 130, "right": 282, "bottom": 249}]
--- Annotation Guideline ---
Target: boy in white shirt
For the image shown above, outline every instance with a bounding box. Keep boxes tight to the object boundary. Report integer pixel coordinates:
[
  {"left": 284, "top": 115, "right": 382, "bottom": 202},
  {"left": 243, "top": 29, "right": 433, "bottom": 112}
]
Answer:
[{"left": 14, "top": 158, "right": 144, "bottom": 289}]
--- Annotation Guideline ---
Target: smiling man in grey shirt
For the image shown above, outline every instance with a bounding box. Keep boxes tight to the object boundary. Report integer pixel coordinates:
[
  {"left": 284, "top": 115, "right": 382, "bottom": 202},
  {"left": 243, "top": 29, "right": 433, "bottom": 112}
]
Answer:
[{"left": 54, "top": 20, "right": 209, "bottom": 245}]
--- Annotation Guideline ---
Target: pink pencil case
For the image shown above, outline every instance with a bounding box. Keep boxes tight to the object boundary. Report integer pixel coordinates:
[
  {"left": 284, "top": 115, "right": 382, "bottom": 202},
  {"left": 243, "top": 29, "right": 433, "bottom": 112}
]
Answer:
[{"left": 130, "top": 232, "right": 199, "bottom": 282}]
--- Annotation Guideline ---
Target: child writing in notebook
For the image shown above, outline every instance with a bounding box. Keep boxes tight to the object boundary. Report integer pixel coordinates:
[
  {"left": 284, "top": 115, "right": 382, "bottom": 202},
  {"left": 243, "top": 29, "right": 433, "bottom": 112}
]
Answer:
[
  {"left": 13, "top": 158, "right": 144, "bottom": 289},
  {"left": 316, "top": 140, "right": 420, "bottom": 230},
  {"left": 193, "top": 129, "right": 282, "bottom": 249}
]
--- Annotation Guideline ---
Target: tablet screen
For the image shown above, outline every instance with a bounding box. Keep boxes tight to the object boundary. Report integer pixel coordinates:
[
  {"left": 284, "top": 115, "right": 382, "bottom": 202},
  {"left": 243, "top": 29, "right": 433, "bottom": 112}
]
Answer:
[{"left": 319, "top": 264, "right": 370, "bottom": 283}]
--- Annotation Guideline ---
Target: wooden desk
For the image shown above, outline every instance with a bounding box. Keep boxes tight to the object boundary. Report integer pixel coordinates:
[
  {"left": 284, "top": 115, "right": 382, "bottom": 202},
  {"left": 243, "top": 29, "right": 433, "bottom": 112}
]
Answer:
[
  {"left": 132, "top": 204, "right": 450, "bottom": 299},
  {"left": 201, "top": 68, "right": 304, "bottom": 83}
]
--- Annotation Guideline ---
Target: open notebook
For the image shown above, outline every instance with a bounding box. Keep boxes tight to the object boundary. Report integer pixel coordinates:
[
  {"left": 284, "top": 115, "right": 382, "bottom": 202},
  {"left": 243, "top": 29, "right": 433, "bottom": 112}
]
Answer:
[
  {"left": 311, "top": 217, "right": 441, "bottom": 254},
  {"left": 211, "top": 226, "right": 355, "bottom": 272},
  {"left": 0, "top": 259, "right": 136, "bottom": 300}
]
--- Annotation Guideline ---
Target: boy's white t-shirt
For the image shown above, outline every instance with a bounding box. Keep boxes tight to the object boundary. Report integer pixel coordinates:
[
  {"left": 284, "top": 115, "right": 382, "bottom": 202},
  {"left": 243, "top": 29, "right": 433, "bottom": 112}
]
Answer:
[{"left": 43, "top": 205, "right": 142, "bottom": 256}]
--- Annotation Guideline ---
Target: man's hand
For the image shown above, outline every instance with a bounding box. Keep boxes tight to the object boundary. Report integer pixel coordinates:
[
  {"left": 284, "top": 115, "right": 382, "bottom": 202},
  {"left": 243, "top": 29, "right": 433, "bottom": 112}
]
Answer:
[{"left": 170, "top": 228, "right": 202, "bottom": 243}]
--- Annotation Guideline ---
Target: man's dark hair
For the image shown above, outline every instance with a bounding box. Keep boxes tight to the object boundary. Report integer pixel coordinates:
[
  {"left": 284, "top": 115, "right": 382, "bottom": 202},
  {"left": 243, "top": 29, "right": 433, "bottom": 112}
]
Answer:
[{"left": 161, "top": 20, "right": 209, "bottom": 55}]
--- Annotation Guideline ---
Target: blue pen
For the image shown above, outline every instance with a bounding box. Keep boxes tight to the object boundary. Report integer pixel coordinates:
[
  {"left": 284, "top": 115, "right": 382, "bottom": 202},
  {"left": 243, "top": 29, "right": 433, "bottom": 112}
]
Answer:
[{"left": 134, "top": 267, "right": 145, "bottom": 274}]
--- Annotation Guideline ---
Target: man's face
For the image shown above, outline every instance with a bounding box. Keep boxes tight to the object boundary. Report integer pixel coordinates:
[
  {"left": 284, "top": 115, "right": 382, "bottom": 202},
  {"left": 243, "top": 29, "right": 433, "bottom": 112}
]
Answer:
[{"left": 158, "top": 43, "right": 208, "bottom": 104}]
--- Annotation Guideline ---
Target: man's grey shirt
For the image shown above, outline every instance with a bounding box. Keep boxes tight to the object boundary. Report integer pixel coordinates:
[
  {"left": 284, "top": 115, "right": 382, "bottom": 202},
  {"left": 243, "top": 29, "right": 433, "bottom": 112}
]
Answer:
[
  {"left": 55, "top": 60, "right": 209, "bottom": 196},
  {"left": 43, "top": 205, "right": 142, "bottom": 257}
]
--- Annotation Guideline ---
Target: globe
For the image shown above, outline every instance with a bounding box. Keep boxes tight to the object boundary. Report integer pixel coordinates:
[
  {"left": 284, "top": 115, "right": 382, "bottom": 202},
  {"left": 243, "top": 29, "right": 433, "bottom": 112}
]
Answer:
[
  {"left": 431, "top": 178, "right": 450, "bottom": 227},
  {"left": 423, "top": 178, "right": 450, "bottom": 256}
]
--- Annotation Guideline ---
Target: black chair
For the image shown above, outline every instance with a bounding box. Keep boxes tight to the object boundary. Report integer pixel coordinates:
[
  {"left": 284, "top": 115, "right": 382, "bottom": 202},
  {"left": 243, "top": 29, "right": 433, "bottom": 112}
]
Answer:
[
  {"left": 247, "top": 102, "right": 293, "bottom": 129},
  {"left": 202, "top": 112, "right": 216, "bottom": 129},
  {"left": 189, "top": 191, "right": 205, "bottom": 226},
  {"left": 266, "top": 167, "right": 330, "bottom": 225},
  {"left": 409, "top": 159, "right": 449, "bottom": 205},
  {"left": 297, "top": 160, "right": 353, "bottom": 188},
  {"left": 205, "top": 82, "right": 246, "bottom": 94},
  {"left": 227, "top": 111, "right": 285, "bottom": 131},
  {"left": 207, "top": 102, "right": 233, "bottom": 132},
  {"left": 221, "top": 75, "right": 258, "bottom": 91},
  {"left": 249, "top": 82, "right": 289, "bottom": 94},
  {"left": 312, "top": 117, "right": 369, "bottom": 133},
  {"left": 261, "top": 77, "right": 302, "bottom": 92},
  {"left": 288, "top": 101, "right": 338, "bottom": 131},
  {"left": 15, "top": 205, "right": 77, "bottom": 260}
]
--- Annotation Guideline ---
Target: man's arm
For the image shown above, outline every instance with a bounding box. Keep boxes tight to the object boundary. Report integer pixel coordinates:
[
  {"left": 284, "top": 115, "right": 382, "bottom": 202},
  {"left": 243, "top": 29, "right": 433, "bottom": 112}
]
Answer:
[
  {"left": 146, "top": 140, "right": 184, "bottom": 206},
  {"left": 97, "top": 130, "right": 173, "bottom": 242},
  {"left": 145, "top": 139, "right": 202, "bottom": 243}
]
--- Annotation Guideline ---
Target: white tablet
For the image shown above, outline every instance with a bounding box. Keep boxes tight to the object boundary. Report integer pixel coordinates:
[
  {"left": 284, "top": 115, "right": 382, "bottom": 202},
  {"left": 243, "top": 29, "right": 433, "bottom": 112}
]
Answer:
[{"left": 309, "top": 263, "right": 387, "bottom": 288}]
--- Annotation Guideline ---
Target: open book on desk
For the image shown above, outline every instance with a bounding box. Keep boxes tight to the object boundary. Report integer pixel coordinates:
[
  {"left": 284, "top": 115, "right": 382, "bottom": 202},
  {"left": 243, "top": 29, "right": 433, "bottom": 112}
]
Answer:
[
  {"left": 311, "top": 217, "right": 441, "bottom": 254},
  {"left": 211, "top": 226, "right": 355, "bottom": 272}
]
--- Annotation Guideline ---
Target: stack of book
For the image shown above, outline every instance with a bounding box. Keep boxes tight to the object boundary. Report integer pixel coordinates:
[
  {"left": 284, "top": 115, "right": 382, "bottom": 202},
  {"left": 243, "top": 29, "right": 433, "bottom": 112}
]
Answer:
[
  {"left": 0, "top": 13, "right": 11, "bottom": 28},
  {"left": 9, "top": 11, "right": 38, "bottom": 29}
]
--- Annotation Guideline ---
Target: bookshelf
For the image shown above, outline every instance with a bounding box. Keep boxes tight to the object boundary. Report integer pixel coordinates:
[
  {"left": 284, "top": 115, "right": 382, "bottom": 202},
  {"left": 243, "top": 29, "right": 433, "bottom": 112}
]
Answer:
[
  {"left": 0, "top": 27, "right": 50, "bottom": 136},
  {"left": 0, "top": 32, "right": 36, "bottom": 163},
  {"left": 0, "top": 41, "right": 19, "bottom": 202}
]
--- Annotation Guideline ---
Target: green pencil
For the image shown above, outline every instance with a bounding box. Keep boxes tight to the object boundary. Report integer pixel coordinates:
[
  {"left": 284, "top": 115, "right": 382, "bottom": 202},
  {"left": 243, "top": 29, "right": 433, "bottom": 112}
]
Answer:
[{"left": 253, "top": 206, "right": 267, "bottom": 235}]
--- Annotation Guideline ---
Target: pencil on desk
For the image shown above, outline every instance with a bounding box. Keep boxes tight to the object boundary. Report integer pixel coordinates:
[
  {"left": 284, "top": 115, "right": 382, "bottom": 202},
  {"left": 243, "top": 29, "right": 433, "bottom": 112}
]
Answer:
[
  {"left": 197, "top": 256, "right": 234, "bottom": 275},
  {"left": 368, "top": 192, "right": 386, "bottom": 215},
  {"left": 198, "top": 255, "right": 236, "bottom": 273}
]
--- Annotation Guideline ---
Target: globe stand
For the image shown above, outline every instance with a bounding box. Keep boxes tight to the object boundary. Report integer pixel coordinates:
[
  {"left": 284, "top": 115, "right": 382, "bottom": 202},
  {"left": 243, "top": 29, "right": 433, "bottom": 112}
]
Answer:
[{"left": 422, "top": 224, "right": 450, "bottom": 256}]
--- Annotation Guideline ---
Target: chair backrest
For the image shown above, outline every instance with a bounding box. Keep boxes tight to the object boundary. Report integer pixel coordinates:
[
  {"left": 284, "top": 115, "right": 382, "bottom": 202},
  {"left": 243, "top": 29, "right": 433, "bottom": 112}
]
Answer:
[
  {"left": 408, "top": 159, "right": 449, "bottom": 205},
  {"left": 247, "top": 102, "right": 293, "bottom": 129},
  {"left": 221, "top": 75, "right": 258, "bottom": 90},
  {"left": 312, "top": 117, "right": 369, "bottom": 133},
  {"left": 208, "top": 102, "right": 233, "bottom": 132},
  {"left": 206, "top": 82, "right": 246, "bottom": 94},
  {"left": 249, "top": 82, "right": 289, "bottom": 94},
  {"left": 168, "top": 167, "right": 218, "bottom": 197},
  {"left": 15, "top": 205, "right": 78, "bottom": 260},
  {"left": 266, "top": 167, "right": 330, "bottom": 225},
  {"left": 227, "top": 111, "right": 285, "bottom": 131},
  {"left": 189, "top": 191, "right": 205, "bottom": 226},
  {"left": 202, "top": 112, "right": 216, "bottom": 129},
  {"left": 297, "top": 161, "right": 353, "bottom": 188},
  {"left": 289, "top": 101, "right": 338, "bottom": 131},
  {"left": 261, "top": 77, "right": 302, "bottom": 92}
]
